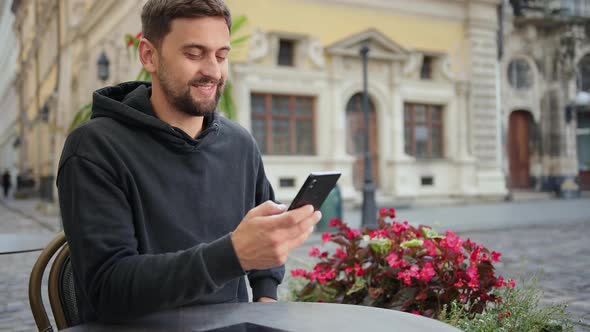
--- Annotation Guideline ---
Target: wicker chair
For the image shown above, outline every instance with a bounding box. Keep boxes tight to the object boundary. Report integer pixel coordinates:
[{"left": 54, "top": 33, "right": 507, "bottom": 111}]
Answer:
[{"left": 29, "top": 231, "right": 80, "bottom": 331}]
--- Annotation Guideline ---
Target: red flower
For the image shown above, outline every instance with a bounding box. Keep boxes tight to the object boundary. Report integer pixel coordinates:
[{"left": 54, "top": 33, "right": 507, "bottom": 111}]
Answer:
[
  {"left": 345, "top": 228, "right": 361, "bottom": 240},
  {"left": 379, "top": 207, "right": 396, "bottom": 218},
  {"left": 291, "top": 269, "right": 307, "bottom": 277},
  {"left": 411, "top": 310, "right": 421, "bottom": 315},
  {"left": 507, "top": 279, "right": 516, "bottom": 288},
  {"left": 334, "top": 248, "right": 347, "bottom": 259},
  {"left": 354, "top": 263, "right": 365, "bottom": 277},
  {"left": 329, "top": 218, "right": 342, "bottom": 227},
  {"left": 494, "top": 275, "right": 505, "bottom": 288},
  {"left": 454, "top": 279, "right": 464, "bottom": 287},
  {"left": 345, "top": 266, "right": 353, "bottom": 274},
  {"left": 491, "top": 251, "right": 502, "bottom": 262},
  {"left": 418, "top": 263, "right": 436, "bottom": 282},
  {"left": 321, "top": 232, "right": 332, "bottom": 244},
  {"left": 308, "top": 247, "right": 320, "bottom": 257},
  {"left": 135, "top": 32, "right": 143, "bottom": 39}
]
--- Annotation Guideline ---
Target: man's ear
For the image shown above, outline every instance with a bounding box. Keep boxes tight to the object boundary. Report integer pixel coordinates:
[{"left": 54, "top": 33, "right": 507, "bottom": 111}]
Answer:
[{"left": 138, "top": 38, "right": 158, "bottom": 74}]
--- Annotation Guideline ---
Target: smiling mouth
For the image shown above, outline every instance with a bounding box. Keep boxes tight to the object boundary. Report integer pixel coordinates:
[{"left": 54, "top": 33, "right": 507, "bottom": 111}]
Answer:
[{"left": 192, "top": 83, "right": 217, "bottom": 96}]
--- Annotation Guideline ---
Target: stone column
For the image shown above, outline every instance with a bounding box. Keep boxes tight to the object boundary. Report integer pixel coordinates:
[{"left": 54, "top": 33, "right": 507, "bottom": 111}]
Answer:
[{"left": 466, "top": 0, "right": 507, "bottom": 195}]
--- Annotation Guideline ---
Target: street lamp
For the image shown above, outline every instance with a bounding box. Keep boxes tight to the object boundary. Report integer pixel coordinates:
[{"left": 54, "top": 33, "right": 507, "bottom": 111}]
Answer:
[
  {"left": 360, "top": 41, "right": 377, "bottom": 227},
  {"left": 97, "top": 51, "right": 110, "bottom": 82}
]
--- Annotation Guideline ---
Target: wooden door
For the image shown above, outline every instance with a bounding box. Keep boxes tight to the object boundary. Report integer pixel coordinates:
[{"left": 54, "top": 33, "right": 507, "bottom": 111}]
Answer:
[
  {"left": 509, "top": 111, "right": 531, "bottom": 188},
  {"left": 346, "top": 93, "right": 379, "bottom": 190},
  {"left": 577, "top": 111, "right": 590, "bottom": 190}
]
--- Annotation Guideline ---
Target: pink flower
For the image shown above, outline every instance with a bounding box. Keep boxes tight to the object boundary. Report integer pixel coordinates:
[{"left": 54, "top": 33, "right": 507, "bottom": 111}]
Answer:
[
  {"left": 345, "top": 228, "right": 361, "bottom": 240},
  {"left": 386, "top": 252, "right": 407, "bottom": 268},
  {"left": 423, "top": 239, "right": 439, "bottom": 256},
  {"left": 467, "top": 266, "right": 479, "bottom": 280},
  {"left": 290, "top": 269, "right": 307, "bottom": 277},
  {"left": 411, "top": 310, "right": 421, "bottom": 315},
  {"left": 334, "top": 248, "right": 347, "bottom": 259},
  {"left": 491, "top": 251, "right": 502, "bottom": 262},
  {"left": 391, "top": 221, "right": 410, "bottom": 235},
  {"left": 441, "top": 231, "right": 463, "bottom": 254},
  {"left": 308, "top": 247, "right": 320, "bottom": 257},
  {"left": 418, "top": 263, "right": 436, "bottom": 282},
  {"left": 345, "top": 266, "right": 354, "bottom": 274},
  {"left": 321, "top": 232, "right": 332, "bottom": 244},
  {"left": 454, "top": 279, "right": 464, "bottom": 287}
]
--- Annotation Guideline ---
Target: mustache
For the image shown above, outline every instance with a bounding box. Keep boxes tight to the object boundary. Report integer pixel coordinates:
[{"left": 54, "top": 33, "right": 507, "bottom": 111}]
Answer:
[{"left": 188, "top": 76, "right": 223, "bottom": 86}]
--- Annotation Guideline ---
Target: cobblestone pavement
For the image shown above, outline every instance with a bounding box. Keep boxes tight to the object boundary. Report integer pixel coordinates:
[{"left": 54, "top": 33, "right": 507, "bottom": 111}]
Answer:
[{"left": 0, "top": 200, "right": 59, "bottom": 332}]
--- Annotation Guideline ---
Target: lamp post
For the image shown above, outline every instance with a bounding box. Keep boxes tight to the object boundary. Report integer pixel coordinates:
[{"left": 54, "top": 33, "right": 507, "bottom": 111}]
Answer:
[
  {"left": 360, "top": 41, "right": 377, "bottom": 227},
  {"left": 97, "top": 51, "right": 110, "bottom": 82},
  {"left": 566, "top": 91, "right": 590, "bottom": 123}
]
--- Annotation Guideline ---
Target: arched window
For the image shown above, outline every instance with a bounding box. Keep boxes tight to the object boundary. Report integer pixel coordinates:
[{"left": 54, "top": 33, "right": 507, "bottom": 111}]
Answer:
[{"left": 507, "top": 58, "right": 532, "bottom": 90}]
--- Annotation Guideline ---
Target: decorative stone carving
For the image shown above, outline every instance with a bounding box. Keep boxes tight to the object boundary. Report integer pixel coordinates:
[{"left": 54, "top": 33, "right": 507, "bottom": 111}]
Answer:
[
  {"left": 441, "top": 55, "right": 455, "bottom": 81},
  {"left": 402, "top": 52, "right": 422, "bottom": 77},
  {"left": 247, "top": 29, "right": 269, "bottom": 64},
  {"left": 307, "top": 36, "right": 325, "bottom": 69}
]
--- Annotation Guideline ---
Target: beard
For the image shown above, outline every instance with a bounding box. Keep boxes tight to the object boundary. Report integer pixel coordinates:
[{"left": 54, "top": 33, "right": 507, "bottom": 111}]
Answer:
[{"left": 156, "top": 63, "right": 224, "bottom": 117}]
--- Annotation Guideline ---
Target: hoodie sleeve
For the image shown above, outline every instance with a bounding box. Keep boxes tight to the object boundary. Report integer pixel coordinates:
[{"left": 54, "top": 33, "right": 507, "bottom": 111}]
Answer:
[
  {"left": 247, "top": 154, "right": 285, "bottom": 301},
  {"left": 57, "top": 155, "right": 245, "bottom": 322}
]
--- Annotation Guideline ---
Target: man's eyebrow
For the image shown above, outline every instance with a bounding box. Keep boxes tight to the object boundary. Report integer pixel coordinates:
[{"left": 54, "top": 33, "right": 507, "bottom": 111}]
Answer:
[{"left": 181, "top": 43, "right": 231, "bottom": 52}]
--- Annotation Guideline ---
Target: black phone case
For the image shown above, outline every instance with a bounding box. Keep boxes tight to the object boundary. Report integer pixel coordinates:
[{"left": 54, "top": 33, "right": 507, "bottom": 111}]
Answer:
[{"left": 288, "top": 172, "right": 341, "bottom": 211}]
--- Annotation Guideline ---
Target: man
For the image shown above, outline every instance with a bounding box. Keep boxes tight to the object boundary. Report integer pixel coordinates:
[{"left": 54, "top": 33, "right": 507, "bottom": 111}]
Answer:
[
  {"left": 57, "top": 0, "right": 321, "bottom": 324},
  {"left": 2, "top": 170, "right": 10, "bottom": 198}
]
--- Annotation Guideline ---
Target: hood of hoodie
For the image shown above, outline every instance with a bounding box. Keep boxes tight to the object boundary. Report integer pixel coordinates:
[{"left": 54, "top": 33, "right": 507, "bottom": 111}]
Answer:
[{"left": 91, "top": 81, "right": 220, "bottom": 152}]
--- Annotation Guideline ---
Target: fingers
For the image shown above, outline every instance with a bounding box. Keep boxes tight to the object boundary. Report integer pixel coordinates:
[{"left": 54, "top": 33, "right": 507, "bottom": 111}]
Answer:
[
  {"left": 284, "top": 213, "right": 322, "bottom": 251},
  {"left": 245, "top": 200, "right": 287, "bottom": 219},
  {"left": 269, "top": 205, "right": 315, "bottom": 229}
]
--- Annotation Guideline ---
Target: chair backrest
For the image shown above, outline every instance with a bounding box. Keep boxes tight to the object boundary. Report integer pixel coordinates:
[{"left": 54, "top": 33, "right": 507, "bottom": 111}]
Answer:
[{"left": 29, "top": 231, "right": 80, "bottom": 331}]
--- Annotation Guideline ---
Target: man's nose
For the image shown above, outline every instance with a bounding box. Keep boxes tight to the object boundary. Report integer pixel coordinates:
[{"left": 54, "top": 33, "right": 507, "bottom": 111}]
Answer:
[{"left": 199, "top": 54, "right": 222, "bottom": 81}]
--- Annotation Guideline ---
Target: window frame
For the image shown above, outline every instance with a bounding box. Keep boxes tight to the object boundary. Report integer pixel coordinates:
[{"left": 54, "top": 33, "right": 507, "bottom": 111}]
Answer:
[
  {"left": 251, "top": 93, "right": 317, "bottom": 155},
  {"left": 404, "top": 103, "right": 445, "bottom": 159}
]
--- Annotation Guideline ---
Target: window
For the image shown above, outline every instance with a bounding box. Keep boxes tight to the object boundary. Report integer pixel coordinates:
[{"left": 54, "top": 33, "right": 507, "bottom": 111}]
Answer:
[
  {"left": 251, "top": 93, "right": 315, "bottom": 155},
  {"left": 420, "top": 56, "right": 434, "bottom": 80},
  {"left": 507, "top": 58, "right": 532, "bottom": 89},
  {"left": 278, "top": 39, "right": 295, "bottom": 66},
  {"left": 404, "top": 103, "right": 444, "bottom": 159}
]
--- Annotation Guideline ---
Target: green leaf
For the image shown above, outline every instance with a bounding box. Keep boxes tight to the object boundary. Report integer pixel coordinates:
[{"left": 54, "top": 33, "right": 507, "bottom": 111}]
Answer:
[
  {"left": 231, "top": 15, "right": 248, "bottom": 34},
  {"left": 421, "top": 227, "right": 441, "bottom": 239},
  {"left": 231, "top": 35, "right": 250, "bottom": 48},
  {"left": 346, "top": 277, "right": 367, "bottom": 296},
  {"left": 218, "top": 80, "right": 236, "bottom": 120},
  {"left": 68, "top": 103, "right": 92, "bottom": 133},
  {"left": 400, "top": 239, "right": 424, "bottom": 248}
]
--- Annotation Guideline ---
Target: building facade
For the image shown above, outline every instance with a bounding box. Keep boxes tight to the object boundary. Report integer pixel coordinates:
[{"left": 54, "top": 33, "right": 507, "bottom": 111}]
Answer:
[
  {"left": 227, "top": 0, "right": 506, "bottom": 203},
  {"left": 501, "top": 0, "right": 590, "bottom": 195},
  {"left": 0, "top": 0, "right": 20, "bottom": 189},
  {"left": 12, "top": 0, "right": 508, "bottom": 205}
]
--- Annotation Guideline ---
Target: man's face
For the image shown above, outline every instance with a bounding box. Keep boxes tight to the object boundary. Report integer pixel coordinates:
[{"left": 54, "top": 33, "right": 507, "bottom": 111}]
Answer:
[{"left": 154, "top": 17, "right": 230, "bottom": 117}]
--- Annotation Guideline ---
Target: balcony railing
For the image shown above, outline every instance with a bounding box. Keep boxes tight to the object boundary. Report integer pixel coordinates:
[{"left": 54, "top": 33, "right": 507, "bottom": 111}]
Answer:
[{"left": 512, "top": 0, "right": 590, "bottom": 18}]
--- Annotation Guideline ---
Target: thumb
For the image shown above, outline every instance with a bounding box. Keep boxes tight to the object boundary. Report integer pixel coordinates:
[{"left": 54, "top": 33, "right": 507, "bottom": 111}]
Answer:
[{"left": 246, "top": 200, "right": 287, "bottom": 219}]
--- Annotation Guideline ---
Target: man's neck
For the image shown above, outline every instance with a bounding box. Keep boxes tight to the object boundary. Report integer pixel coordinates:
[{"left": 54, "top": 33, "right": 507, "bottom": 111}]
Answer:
[{"left": 150, "top": 84, "right": 204, "bottom": 139}]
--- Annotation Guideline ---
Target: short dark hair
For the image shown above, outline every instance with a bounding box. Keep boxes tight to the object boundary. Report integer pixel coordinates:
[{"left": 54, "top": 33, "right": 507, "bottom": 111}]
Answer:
[{"left": 141, "top": 0, "right": 232, "bottom": 49}]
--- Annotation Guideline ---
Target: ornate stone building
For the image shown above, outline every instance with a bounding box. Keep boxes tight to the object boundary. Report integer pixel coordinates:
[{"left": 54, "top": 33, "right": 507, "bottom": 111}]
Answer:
[
  {"left": 12, "top": 0, "right": 507, "bottom": 204},
  {"left": 0, "top": 0, "right": 19, "bottom": 184},
  {"left": 501, "top": 0, "right": 590, "bottom": 195}
]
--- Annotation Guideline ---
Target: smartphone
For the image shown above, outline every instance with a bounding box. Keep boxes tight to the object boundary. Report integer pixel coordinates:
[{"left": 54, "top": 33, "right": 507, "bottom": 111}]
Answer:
[{"left": 288, "top": 171, "right": 341, "bottom": 211}]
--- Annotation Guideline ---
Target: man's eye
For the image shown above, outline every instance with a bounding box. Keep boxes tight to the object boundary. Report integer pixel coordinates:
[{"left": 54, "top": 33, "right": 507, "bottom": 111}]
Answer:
[
  {"left": 186, "top": 53, "right": 201, "bottom": 59},
  {"left": 216, "top": 56, "right": 226, "bottom": 62}
]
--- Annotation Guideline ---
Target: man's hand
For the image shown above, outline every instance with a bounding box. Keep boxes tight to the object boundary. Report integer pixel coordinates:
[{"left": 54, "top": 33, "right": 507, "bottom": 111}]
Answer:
[
  {"left": 231, "top": 201, "right": 321, "bottom": 271},
  {"left": 257, "top": 297, "right": 277, "bottom": 303}
]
